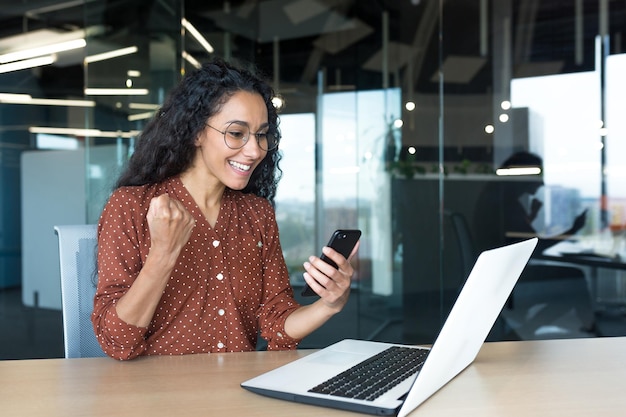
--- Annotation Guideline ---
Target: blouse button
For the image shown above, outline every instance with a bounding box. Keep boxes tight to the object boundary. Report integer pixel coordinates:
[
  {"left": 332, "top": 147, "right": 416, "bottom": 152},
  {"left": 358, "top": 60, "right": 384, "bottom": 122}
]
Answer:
[
  {"left": 217, "top": 342, "right": 225, "bottom": 349},
  {"left": 218, "top": 309, "right": 225, "bottom": 316},
  {"left": 277, "top": 332, "right": 283, "bottom": 338},
  {"left": 216, "top": 273, "right": 224, "bottom": 281},
  {"left": 212, "top": 240, "right": 220, "bottom": 247}
]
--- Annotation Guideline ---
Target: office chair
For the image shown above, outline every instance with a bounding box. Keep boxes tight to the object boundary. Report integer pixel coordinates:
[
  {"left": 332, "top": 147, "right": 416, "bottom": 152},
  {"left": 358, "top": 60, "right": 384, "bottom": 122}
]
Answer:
[
  {"left": 501, "top": 261, "right": 597, "bottom": 339},
  {"left": 55, "top": 224, "right": 107, "bottom": 358},
  {"left": 444, "top": 210, "right": 596, "bottom": 340},
  {"left": 444, "top": 210, "right": 478, "bottom": 282}
]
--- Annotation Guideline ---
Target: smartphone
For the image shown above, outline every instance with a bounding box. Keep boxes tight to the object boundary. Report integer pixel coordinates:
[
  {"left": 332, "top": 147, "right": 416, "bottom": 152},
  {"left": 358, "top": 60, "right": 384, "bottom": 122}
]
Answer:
[{"left": 301, "top": 229, "right": 362, "bottom": 297}]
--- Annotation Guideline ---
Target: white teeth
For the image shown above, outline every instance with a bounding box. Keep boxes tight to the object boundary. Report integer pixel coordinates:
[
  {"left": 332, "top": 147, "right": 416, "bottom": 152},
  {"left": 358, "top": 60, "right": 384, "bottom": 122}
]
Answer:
[{"left": 229, "top": 160, "right": 251, "bottom": 171}]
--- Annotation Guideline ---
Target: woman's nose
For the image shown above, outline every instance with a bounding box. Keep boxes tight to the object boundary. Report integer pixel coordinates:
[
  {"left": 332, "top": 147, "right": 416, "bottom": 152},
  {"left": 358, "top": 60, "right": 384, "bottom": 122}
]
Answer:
[{"left": 242, "top": 135, "right": 265, "bottom": 157}]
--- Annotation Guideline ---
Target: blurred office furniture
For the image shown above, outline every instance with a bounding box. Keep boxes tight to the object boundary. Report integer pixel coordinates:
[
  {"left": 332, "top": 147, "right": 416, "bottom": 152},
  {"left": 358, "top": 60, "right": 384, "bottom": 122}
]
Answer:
[
  {"left": 539, "top": 240, "right": 626, "bottom": 305},
  {"left": 22, "top": 150, "right": 85, "bottom": 309},
  {"left": 443, "top": 207, "right": 597, "bottom": 340},
  {"left": 55, "top": 224, "right": 106, "bottom": 358},
  {"left": 502, "top": 261, "right": 597, "bottom": 339},
  {"left": 444, "top": 209, "right": 512, "bottom": 340},
  {"left": 538, "top": 240, "right": 626, "bottom": 336},
  {"left": 394, "top": 176, "right": 497, "bottom": 343},
  {"left": 444, "top": 210, "right": 477, "bottom": 283},
  {"left": 21, "top": 147, "right": 120, "bottom": 309}
]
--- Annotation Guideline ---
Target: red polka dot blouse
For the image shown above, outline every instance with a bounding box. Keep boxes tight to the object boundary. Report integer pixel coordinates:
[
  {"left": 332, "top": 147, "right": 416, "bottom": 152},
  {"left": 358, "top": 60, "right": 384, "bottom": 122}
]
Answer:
[{"left": 91, "top": 176, "right": 301, "bottom": 360}]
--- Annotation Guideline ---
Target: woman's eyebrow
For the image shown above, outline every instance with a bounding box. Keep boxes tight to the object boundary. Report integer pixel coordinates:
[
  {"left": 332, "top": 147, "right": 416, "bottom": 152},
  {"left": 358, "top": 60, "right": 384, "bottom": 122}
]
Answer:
[
  {"left": 226, "top": 120, "right": 270, "bottom": 130},
  {"left": 224, "top": 120, "right": 270, "bottom": 129}
]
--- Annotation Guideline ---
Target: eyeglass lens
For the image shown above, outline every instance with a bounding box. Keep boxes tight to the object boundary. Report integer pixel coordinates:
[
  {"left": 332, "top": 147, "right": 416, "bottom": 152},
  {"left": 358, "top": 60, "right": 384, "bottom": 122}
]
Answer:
[{"left": 223, "top": 122, "right": 277, "bottom": 151}]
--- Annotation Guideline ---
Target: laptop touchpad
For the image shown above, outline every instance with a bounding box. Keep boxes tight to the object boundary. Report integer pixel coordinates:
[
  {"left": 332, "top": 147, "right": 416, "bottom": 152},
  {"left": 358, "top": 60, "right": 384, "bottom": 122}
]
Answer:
[{"left": 307, "top": 350, "right": 368, "bottom": 366}]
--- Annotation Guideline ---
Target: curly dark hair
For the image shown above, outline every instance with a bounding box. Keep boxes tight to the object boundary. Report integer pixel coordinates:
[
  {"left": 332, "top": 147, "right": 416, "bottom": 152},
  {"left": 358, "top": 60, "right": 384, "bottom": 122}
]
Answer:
[{"left": 115, "top": 58, "right": 282, "bottom": 203}]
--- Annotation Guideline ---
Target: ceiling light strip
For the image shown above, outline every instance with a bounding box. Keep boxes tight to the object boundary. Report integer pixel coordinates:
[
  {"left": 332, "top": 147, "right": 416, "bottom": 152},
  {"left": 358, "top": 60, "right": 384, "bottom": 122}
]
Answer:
[
  {"left": 0, "top": 93, "right": 32, "bottom": 103},
  {"left": 85, "top": 88, "right": 149, "bottom": 96},
  {"left": 31, "top": 98, "right": 96, "bottom": 107},
  {"left": 85, "top": 46, "right": 138, "bottom": 64},
  {"left": 0, "top": 93, "right": 95, "bottom": 107},
  {"left": 128, "top": 102, "right": 160, "bottom": 110},
  {"left": 0, "top": 39, "right": 85, "bottom": 64},
  {"left": 29, "top": 126, "right": 141, "bottom": 138},
  {"left": 181, "top": 18, "right": 214, "bottom": 54},
  {"left": 0, "top": 55, "right": 56, "bottom": 74},
  {"left": 495, "top": 167, "right": 542, "bottom": 176},
  {"left": 25, "top": 0, "right": 87, "bottom": 16},
  {"left": 182, "top": 50, "right": 202, "bottom": 69},
  {"left": 128, "top": 111, "right": 155, "bottom": 121}
]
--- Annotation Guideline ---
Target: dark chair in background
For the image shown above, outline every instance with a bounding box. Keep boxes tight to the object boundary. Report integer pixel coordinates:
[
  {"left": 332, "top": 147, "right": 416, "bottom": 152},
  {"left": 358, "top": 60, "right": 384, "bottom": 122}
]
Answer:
[
  {"left": 503, "top": 261, "right": 597, "bottom": 339},
  {"left": 445, "top": 210, "right": 477, "bottom": 281},
  {"left": 444, "top": 210, "right": 597, "bottom": 340}
]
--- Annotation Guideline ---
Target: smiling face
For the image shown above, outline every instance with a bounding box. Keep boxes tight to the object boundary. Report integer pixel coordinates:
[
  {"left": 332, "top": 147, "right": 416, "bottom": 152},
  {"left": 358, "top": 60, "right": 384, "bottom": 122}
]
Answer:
[{"left": 191, "top": 90, "right": 269, "bottom": 191}]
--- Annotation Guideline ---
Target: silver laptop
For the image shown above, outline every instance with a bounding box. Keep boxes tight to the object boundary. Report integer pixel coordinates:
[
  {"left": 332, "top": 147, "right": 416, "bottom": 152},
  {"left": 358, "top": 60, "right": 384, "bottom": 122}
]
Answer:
[{"left": 241, "top": 238, "right": 538, "bottom": 416}]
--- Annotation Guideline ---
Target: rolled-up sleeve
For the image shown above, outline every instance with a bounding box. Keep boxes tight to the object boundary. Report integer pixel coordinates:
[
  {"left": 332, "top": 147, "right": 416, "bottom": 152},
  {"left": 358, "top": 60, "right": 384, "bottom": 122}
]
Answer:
[{"left": 253, "top": 200, "right": 302, "bottom": 350}]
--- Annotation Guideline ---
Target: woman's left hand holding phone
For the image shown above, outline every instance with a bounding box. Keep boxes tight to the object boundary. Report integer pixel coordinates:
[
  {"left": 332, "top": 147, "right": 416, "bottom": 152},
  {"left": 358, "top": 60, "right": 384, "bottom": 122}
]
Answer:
[{"left": 303, "top": 241, "right": 360, "bottom": 312}]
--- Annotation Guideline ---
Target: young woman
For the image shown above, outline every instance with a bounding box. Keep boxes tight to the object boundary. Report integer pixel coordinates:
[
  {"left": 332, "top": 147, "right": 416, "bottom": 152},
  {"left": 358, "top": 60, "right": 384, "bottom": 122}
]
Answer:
[{"left": 92, "top": 59, "right": 358, "bottom": 360}]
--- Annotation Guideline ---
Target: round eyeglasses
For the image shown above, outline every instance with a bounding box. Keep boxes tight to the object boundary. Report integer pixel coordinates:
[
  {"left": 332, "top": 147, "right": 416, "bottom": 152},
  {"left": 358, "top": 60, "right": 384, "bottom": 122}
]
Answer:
[{"left": 206, "top": 122, "right": 278, "bottom": 152}]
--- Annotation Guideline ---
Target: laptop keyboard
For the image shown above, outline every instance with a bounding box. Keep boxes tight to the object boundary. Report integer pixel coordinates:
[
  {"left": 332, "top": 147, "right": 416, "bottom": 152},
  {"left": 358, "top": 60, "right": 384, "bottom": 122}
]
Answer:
[{"left": 308, "top": 346, "right": 429, "bottom": 401}]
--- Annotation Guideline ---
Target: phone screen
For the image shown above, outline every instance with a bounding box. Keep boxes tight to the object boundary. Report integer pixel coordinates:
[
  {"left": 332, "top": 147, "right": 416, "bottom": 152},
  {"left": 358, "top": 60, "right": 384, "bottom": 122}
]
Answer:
[{"left": 301, "top": 229, "right": 361, "bottom": 297}]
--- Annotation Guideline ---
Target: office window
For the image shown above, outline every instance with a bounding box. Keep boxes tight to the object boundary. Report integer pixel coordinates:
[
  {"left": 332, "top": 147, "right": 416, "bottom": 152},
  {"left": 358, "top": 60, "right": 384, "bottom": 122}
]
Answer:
[{"left": 274, "top": 113, "right": 316, "bottom": 287}]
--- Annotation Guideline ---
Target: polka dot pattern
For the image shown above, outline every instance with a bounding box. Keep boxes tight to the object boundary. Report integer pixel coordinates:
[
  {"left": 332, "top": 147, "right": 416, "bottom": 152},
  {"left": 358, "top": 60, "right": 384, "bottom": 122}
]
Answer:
[{"left": 91, "top": 176, "right": 301, "bottom": 360}]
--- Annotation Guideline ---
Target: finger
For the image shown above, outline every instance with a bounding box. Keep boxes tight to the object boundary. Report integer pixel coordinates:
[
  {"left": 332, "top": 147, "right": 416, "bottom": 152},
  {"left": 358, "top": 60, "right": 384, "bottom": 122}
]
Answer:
[
  {"left": 303, "top": 271, "right": 327, "bottom": 295},
  {"left": 308, "top": 255, "right": 342, "bottom": 282},
  {"left": 168, "top": 199, "right": 196, "bottom": 229},
  {"left": 347, "top": 240, "right": 360, "bottom": 262},
  {"left": 307, "top": 259, "right": 352, "bottom": 296},
  {"left": 167, "top": 198, "right": 187, "bottom": 220},
  {"left": 303, "top": 261, "right": 333, "bottom": 288},
  {"left": 305, "top": 267, "right": 351, "bottom": 307},
  {"left": 319, "top": 244, "right": 357, "bottom": 275},
  {"left": 148, "top": 195, "right": 195, "bottom": 233},
  {"left": 318, "top": 247, "right": 349, "bottom": 271},
  {"left": 149, "top": 194, "right": 178, "bottom": 219},
  {"left": 148, "top": 194, "right": 167, "bottom": 215}
]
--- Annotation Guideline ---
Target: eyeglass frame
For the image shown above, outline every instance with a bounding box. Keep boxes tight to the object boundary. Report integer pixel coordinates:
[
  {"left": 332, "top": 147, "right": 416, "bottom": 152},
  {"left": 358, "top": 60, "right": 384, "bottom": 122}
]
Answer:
[{"left": 205, "top": 121, "right": 279, "bottom": 152}]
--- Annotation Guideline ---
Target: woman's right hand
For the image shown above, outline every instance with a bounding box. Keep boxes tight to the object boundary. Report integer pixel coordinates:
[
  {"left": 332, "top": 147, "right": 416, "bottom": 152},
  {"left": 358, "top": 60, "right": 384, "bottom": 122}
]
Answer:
[
  {"left": 113, "top": 194, "right": 195, "bottom": 328},
  {"left": 146, "top": 194, "right": 195, "bottom": 263}
]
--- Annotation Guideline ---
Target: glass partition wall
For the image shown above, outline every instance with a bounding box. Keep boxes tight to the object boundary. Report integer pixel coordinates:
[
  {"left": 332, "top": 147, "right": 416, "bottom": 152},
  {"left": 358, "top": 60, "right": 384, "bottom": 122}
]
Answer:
[
  {"left": 1, "top": 0, "right": 625, "bottom": 359},
  {"left": 82, "top": 0, "right": 183, "bottom": 223}
]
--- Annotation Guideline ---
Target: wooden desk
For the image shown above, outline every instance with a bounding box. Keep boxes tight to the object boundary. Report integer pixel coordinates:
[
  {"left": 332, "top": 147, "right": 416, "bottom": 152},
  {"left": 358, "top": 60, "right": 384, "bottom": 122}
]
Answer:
[{"left": 2, "top": 337, "right": 625, "bottom": 417}]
